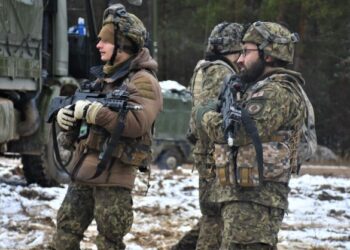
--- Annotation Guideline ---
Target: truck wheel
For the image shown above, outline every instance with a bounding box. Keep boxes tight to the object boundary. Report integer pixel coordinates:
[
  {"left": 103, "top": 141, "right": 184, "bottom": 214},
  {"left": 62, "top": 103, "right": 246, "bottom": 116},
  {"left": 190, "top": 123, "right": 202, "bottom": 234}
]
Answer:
[
  {"left": 157, "top": 149, "right": 183, "bottom": 170},
  {"left": 22, "top": 125, "right": 73, "bottom": 187},
  {"left": 22, "top": 154, "right": 59, "bottom": 187}
]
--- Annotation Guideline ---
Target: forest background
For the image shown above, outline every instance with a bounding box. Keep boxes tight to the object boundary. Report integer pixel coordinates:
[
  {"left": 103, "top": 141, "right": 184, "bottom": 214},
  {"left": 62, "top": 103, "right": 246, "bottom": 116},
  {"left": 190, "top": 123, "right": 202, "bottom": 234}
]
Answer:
[{"left": 70, "top": 0, "right": 350, "bottom": 160}]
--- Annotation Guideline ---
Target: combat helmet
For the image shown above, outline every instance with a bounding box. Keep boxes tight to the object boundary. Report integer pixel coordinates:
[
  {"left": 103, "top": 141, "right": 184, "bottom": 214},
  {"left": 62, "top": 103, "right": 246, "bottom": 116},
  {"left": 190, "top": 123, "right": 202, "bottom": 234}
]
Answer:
[
  {"left": 102, "top": 4, "right": 147, "bottom": 52},
  {"left": 242, "top": 21, "right": 299, "bottom": 63},
  {"left": 207, "top": 22, "right": 244, "bottom": 55}
]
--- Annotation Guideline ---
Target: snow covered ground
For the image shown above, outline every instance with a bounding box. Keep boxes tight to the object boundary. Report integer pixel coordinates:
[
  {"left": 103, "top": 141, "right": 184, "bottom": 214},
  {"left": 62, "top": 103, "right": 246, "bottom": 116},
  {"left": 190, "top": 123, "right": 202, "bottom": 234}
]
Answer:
[{"left": 0, "top": 156, "right": 349, "bottom": 250}]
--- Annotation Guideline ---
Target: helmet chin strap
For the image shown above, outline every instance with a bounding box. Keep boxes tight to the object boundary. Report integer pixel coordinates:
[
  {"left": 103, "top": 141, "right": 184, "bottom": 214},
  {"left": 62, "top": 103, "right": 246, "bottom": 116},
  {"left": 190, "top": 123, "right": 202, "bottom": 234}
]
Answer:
[
  {"left": 108, "top": 24, "right": 121, "bottom": 65},
  {"left": 107, "top": 4, "right": 127, "bottom": 65}
]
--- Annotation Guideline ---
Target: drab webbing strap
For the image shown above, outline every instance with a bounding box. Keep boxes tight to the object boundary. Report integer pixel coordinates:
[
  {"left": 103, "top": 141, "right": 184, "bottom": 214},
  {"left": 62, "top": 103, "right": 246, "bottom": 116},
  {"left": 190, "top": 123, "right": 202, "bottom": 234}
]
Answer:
[
  {"left": 89, "top": 84, "right": 129, "bottom": 180},
  {"left": 51, "top": 121, "right": 72, "bottom": 177}
]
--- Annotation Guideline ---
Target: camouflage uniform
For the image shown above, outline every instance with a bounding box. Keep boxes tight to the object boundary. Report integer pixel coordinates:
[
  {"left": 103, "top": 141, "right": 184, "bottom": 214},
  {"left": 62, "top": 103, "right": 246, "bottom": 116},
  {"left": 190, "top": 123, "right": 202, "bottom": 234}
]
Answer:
[
  {"left": 172, "top": 22, "right": 243, "bottom": 250},
  {"left": 195, "top": 22, "right": 308, "bottom": 249},
  {"left": 191, "top": 61, "right": 233, "bottom": 250},
  {"left": 51, "top": 4, "right": 162, "bottom": 250},
  {"left": 53, "top": 184, "right": 133, "bottom": 250}
]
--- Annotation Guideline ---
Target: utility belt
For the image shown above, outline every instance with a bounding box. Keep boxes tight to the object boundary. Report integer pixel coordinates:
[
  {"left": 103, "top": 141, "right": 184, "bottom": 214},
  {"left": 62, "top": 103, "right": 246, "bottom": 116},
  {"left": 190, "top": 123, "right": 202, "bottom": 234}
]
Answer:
[
  {"left": 85, "top": 125, "right": 152, "bottom": 167},
  {"left": 216, "top": 130, "right": 294, "bottom": 188}
]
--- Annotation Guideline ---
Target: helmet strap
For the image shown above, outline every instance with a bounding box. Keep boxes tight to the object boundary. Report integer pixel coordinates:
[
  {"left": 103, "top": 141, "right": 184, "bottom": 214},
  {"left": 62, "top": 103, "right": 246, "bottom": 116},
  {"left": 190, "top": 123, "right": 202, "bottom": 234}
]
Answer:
[
  {"left": 107, "top": 4, "right": 128, "bottom": 65},
  {"left": 109, "top": 47, "right": 118, "bottom": 65},
  {"left": 258, "top": 40, "right": 269, "bottom": 50},
  {"left": 108, "top": 25, "right": 120, "bottom": 65},
  {"left": 258, "top": 49, "right": 265, "bottom": 61}
]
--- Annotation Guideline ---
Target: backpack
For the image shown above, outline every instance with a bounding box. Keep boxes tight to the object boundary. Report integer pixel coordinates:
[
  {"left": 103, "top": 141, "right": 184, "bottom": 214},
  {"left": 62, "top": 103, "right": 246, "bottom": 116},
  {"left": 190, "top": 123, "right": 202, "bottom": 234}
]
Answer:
[
  {"left": 274, "top": 72, "right": 317, "bottom": 172},
  {"left": 296, "top": 84, "right": 317, "bottom": 168}
]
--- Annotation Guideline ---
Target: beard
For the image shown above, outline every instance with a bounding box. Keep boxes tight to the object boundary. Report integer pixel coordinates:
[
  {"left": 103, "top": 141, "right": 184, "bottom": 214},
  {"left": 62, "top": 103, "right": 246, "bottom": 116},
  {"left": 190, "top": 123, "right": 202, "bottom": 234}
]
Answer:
[{"left": 239, "top": 58, "right": 265, "bottom": 83}]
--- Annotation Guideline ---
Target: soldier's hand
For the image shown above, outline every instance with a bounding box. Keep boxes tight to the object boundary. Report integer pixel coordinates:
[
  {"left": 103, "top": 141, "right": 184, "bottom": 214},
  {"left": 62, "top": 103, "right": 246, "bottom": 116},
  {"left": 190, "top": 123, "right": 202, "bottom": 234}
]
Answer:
[
  {"left": 194, "top": 101, "right": 219, "bottom": 130},
  {"left": 57, "top": 106, "right": 76, "bottom": 130},
  {"left": 74, "top": 100, "right": 92, "bottom": 120}
]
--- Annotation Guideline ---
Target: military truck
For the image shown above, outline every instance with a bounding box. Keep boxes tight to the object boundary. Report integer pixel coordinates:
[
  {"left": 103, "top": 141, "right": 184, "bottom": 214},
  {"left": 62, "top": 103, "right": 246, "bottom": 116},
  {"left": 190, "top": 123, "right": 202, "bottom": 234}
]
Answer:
[{"left": 153, "top": 81, "right": 192, "bottom": 169}]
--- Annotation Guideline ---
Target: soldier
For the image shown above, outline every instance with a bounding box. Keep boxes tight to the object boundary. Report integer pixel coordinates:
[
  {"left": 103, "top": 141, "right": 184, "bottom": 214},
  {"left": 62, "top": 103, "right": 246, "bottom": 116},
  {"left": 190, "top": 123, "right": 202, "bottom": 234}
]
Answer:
[
  {"left": 172, "top": 22, "right": 244, "bottom": 250},
  {"left": 51, "top": 4, "right": 162, "bottom": 250},
  {"left": 194, "top": 21, "right": 309, "bottom": 249}
]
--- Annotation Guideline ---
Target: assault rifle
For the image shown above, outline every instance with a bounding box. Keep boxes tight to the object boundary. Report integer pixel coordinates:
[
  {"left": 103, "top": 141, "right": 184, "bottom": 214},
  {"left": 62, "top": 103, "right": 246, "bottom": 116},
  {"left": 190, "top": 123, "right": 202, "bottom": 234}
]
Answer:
[
  {"left": 218, "top": 74, "right": 243, "bottom": 146},
  {"left": 218, "top": 74, "right": 264, "bottom": 186},
  {"left": 46, "top": 88, "right": 142, "bottom": 123},
  {"left": 46, "top": 84, "right": 143, "bottom": 180}
]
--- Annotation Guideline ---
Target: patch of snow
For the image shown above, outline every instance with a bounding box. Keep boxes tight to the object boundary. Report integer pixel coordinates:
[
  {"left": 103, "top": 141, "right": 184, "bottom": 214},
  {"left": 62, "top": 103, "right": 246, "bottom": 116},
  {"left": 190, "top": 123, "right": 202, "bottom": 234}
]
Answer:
[
  {"left": 159, "top": 80, "right": 186, "bottom": 92},
  {"left": 0, "top": 156, "right": 349, "bottom": 249}
]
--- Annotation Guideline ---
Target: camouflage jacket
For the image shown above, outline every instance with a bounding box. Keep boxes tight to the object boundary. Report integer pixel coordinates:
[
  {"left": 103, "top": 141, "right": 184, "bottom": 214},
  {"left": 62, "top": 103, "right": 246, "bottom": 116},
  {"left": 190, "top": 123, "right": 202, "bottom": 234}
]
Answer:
[
  {"left": 72, "top": 48, "right": 163, "bottom": 189},
  {"left": 201, "top": 67, "right": 307, "bottom": 209},
  {"left": 189, "top": 59, "right": 238, "bottom": 176}
]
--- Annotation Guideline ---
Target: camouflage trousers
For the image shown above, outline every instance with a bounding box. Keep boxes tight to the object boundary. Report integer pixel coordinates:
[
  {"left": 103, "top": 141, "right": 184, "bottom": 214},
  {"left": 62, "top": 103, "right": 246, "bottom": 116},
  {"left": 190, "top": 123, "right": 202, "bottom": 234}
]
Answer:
[
  {"left": 220, "top": 201, "right": 284, "bottom": 250},
  {"left": 172, "top": 155, "right": 222, "bottom": 250},
  {"left": 196, "top": 176, "right": 222, "bottom": 250},
  {"left": 51, "top": 183, "right": 133, "bottom": 250},
  {"left": 170, "top": 222, "right": 199, "bottom": 250},
  {"left": 173, "top": 193, "right": 283, "bottom": 250}
]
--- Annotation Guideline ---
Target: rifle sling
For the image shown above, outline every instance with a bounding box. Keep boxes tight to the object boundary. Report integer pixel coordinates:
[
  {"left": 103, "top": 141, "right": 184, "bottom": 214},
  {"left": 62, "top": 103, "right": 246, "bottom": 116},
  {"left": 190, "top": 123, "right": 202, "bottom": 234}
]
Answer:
[
  {"left": 240, "top": 108, "right": 264, "bottom": 185},
  {"left": 89, "top": 108, "right": 128, "bottom": 180},
  {"left": 51, "top": 121, "right": 73, "bottom": 176}
]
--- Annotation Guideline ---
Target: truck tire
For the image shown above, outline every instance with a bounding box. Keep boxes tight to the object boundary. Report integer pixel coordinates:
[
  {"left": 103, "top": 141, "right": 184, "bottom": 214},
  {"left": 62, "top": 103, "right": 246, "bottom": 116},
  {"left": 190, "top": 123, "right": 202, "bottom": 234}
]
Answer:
[
  {"left": 157, "top": 148, "right": 183, "bottom": 170},
  {"left": 22, "top": 124, "right": 73, "bottom": 187},
  {"left": 22, "top": 154, "right": 59, "bottom": 187}
]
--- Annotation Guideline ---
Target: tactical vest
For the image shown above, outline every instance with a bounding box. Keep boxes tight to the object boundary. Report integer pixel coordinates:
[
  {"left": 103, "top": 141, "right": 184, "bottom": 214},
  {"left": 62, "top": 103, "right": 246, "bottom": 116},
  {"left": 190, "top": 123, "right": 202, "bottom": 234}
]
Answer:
[
  {"left": 217, "top": 70, "right": 315, "bottom": 187},
  {"left": 237, "top": 72, "right": 309, "bottom": 186}
]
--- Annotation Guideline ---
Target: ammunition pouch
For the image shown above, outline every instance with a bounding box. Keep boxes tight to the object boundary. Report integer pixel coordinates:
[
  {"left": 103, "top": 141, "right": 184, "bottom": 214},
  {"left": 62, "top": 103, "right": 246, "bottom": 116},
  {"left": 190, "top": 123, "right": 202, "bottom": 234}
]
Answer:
[
  {"left": 113, "top": 141, "right": 152, "bottom": 167},
  {"left": 216, "top": 162, "right": 235, "bottom": 186},
  {"left": 235, "top": 141, "right": 291, "bottom": 187},
  {"left": 217, "top": 131, "right": 292, "bottom": 187},
  {"left": 85, "top": 125, "right": 152, "bottom": 167},
  {"left": 214, "top": 144, "right": 234, "bottom": 185}
]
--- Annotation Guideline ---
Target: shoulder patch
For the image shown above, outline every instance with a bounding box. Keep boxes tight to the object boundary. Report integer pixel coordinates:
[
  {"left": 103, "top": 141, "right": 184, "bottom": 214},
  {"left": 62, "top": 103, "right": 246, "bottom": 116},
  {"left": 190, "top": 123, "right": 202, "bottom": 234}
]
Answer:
[
  {"left": 246, "top": 102, "right": 263, "bottom": 115},
  {"left": 134, "top": 79, "right": 156, "bottom": 100}
]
